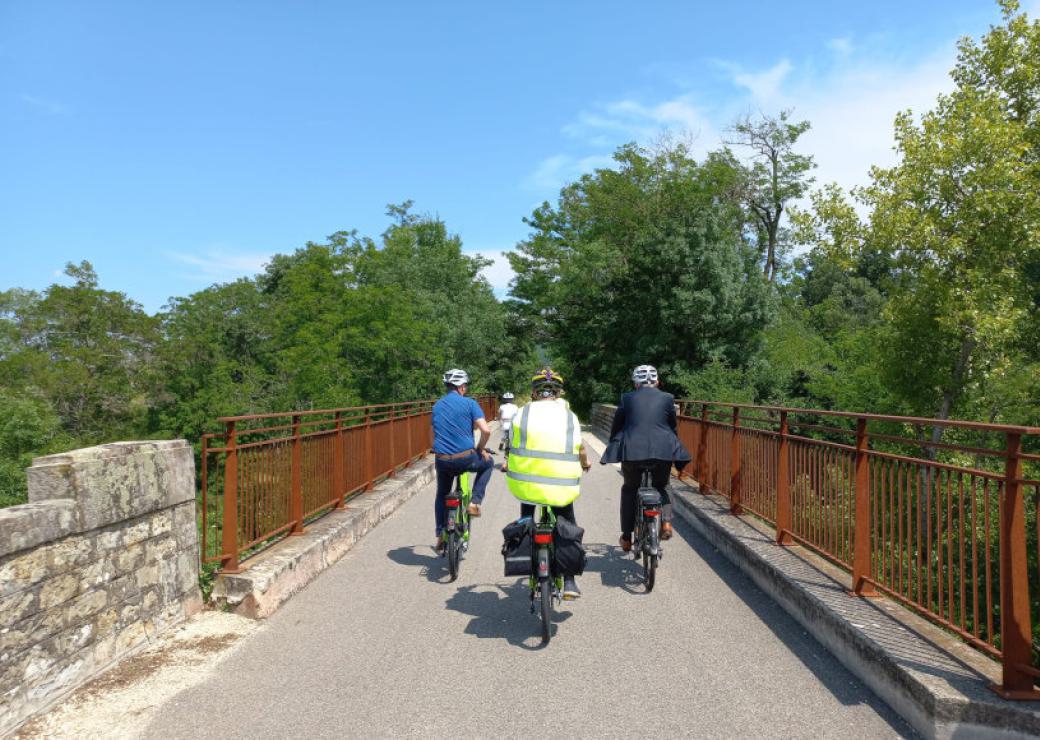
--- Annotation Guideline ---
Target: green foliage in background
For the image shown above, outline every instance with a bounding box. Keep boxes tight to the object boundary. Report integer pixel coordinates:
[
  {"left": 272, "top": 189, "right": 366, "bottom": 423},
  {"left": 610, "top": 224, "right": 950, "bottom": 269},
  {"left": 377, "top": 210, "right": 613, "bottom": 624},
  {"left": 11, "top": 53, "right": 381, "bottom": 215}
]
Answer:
[{"left": 0, "top": 206, "right": 537, "bottom": 507}]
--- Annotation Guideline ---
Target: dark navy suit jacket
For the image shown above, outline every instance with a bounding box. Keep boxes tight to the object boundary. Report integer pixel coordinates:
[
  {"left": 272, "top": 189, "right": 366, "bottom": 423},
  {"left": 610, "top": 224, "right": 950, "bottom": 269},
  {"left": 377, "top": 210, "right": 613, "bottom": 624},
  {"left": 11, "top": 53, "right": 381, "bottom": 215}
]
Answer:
[{"left": 600, "top": 386, "right": 691, "bottom": 470}]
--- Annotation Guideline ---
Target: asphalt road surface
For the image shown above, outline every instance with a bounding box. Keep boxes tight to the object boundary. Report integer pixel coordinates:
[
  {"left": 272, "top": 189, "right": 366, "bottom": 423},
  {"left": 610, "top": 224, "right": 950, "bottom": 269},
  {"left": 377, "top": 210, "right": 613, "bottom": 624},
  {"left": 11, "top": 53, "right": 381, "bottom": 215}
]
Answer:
[{"left": 145, "top": 435, "right": 914, "bottom": 739}]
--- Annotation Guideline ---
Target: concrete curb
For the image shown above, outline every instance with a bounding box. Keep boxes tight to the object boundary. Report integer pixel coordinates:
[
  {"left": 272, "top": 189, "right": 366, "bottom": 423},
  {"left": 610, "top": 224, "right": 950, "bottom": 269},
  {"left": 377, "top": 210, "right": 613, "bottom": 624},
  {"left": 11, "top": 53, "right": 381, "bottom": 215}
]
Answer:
[
  {"left": 212, "top": 457, "right": 436, "bottom": 618},
  {"left": 582, "top": 428, "right": 1040, "bottom": 739}
]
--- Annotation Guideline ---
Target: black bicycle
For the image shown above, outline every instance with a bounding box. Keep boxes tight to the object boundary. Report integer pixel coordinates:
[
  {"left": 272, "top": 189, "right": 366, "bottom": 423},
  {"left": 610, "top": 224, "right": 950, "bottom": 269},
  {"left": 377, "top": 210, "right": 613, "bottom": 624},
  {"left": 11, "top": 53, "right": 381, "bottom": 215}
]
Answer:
[
  {"left": 632, "top": 466, "right": 663, "bottom": 592},
  {"left": 529, "top": 504, "right": 561, "bottom": 643}
]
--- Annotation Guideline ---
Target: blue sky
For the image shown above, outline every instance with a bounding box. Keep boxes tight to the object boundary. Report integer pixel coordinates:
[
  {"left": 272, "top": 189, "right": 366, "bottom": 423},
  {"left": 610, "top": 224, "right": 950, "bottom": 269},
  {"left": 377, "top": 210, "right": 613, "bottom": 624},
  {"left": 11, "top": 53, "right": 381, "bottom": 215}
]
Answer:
[{"left": 0, "top": 1, "right": 1029, "bottom": 313}]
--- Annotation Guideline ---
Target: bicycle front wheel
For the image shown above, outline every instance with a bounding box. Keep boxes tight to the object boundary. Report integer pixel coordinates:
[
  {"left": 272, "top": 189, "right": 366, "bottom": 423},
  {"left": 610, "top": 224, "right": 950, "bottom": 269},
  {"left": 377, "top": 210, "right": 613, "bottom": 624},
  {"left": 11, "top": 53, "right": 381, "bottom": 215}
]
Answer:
[{"left": 539, "top": 577, "right": 552, "bottom": 643}]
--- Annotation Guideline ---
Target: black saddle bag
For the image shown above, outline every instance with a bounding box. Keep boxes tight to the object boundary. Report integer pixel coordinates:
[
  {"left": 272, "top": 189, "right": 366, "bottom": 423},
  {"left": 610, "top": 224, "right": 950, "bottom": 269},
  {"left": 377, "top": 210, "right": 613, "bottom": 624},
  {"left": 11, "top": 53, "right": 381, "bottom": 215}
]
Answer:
[
  {"left": 501, "top": 519, "right": 532, "bottom": 576},
  {"left": 552, "top": 518, "right": 586, "bottom": 577},
  {"left": 638, "top": 488, "right": 662, "bottom": 506}
]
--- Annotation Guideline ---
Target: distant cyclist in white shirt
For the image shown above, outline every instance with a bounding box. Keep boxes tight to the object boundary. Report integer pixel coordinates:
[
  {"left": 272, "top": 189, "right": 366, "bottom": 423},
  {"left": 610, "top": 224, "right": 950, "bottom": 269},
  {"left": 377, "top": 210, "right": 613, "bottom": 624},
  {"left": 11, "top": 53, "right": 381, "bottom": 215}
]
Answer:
[{"left": 498, "top": 392, "right": 519, "bottom": 452}]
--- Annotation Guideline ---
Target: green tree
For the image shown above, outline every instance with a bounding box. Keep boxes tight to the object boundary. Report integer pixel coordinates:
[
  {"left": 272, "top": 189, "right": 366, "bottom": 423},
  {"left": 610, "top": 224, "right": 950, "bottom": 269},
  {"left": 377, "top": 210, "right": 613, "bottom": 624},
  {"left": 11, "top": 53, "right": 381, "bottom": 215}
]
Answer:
[
  {"left": 509, "top": 141, "right": 774, "bottom": 411},
  {"left": 727, "top": 110, "right": 816, "bottom": 282},
  {"left": 862, "top": 3, "right": 1040, "bottom": 435}
]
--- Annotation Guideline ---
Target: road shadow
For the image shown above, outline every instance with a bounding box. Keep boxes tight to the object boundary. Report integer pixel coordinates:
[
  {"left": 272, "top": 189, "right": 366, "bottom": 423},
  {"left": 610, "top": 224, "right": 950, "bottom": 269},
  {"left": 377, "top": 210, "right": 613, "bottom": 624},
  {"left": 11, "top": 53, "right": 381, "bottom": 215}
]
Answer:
[
  {"left": 444, "top": 582, "right": 574, "bottom": 650},
  {"left": 386, "top": 545, "right": 454, "bottom": 584},
  {"left": 583, "top": 542, "right": 649, "bottom": 594},
  {"left": 671, "top": 516, "right": 917, "bottom": 736}
]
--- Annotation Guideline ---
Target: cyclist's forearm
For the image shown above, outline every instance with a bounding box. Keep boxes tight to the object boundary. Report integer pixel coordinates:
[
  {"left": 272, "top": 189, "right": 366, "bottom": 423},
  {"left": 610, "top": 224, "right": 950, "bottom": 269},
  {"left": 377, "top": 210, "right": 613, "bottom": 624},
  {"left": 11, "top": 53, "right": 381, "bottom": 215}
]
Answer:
[{"left": 476, "top": 429, "right": 491, "bottom": 450}]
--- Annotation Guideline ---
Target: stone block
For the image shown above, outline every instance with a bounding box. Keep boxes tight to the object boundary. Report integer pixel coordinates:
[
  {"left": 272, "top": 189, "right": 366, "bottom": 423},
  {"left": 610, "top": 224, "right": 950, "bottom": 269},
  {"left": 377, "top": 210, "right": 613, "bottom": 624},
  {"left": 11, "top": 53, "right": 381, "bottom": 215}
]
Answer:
[
  {"left": 0, "top": 609, "right": 63, "bottom": 656},
  {"left": 114, "top": 542, "right": 145, "bottom": 574},
  {"left": 174, "top": 552, "right": 199, "bottom": 597},
  {"left": 63, "top": 589, "right": 107, "bottom": 625},
  {"left": 0, "top": 501, "right": 77, "bottom": 558},
  {"left": 47, "top": 534, "right": 95, "bottom": 572},
  {"left": 0, "top": 588, "right": 38, "bottom": 629},
  {"left": 96, "top": 606, "right": 120, "bottom": 637},
  {"left": 0, "top": 548, "right": 50, "bottom": 598},
  {"left": 92, "top": 632, "right": 116, "bottom": 665},
  {"left": 135, "top": 563, "right": 160, "bottom": 590},
  {"left": 57, "top": 622, "right": 94, "bottom": 654},
  {"left": 145, "top": 535, "right": 178, "bottom": 562},
  {"left": 107, "top": 573, "right": 140, "bottom": 603},
  {"left": 122, "top": 518, "right": 152, "bottom": 547},
  {"left": 25, "top": 654, "right": 90, "bottom": 702},
  {"left": 114, "top": 622, "right": 147, "bottom": 654},
  {"left": 38, "top": 573, "right": 80, "bottom": 609},
  {"left": 96, "top": 528, "right": 123, "bottom": 551},
  {"left": 119, "top": 601, "right": 141, "bottom": 627},
  {"left": 142, "top": 588, "right": 159, "bottom": 612},
  {"left": 79, "top": 556, "right": 116, "bottom": 589},
  {"left": 0, "top": 653, "right": 30, "bottom": 696},
  {"left": 151, "top": 510, "right": 173, "bottom": 536},
  {"left": 27, "top": 440, "right": 195, "bottom": 532}
]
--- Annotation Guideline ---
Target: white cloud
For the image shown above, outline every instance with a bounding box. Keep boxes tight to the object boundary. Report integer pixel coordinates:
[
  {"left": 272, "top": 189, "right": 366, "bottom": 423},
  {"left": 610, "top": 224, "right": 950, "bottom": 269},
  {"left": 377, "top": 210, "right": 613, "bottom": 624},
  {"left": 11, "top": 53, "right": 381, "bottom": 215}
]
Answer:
[
  {"left": 541, "top": 35, "right": 960, "bottom": 206},
  {"left": 467, "top": 249, "right": 515, "bottom": 297},
  {"left": 562, "top": 94, "right": 718, "bottom": 155},
  {"left": 729, "top": 59, "right": 793, "bottom": 104},
  {"left": 20, "top": 94, "right": 67, "bottom": 115},
  {"left": 827, "top": 37, "right": 854, "bottom": 56},
  {"left": 526, "top": 153, "right": 615, "bottom": 191},
  {"left": 165, "top": 249, "right": 271, "bottom": 284}
]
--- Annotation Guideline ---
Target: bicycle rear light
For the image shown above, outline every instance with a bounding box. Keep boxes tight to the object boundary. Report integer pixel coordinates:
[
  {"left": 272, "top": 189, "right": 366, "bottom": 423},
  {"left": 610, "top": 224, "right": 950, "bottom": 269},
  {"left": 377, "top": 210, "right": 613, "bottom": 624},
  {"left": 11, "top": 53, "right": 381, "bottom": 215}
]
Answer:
[
  {"left": 445, "top": 497, "right": 460, "bottom": 507},
  {"left": 533, "top": 532, "right": 553, "bottom": 545},
  {"left": 644, "top": 510, "right": 660, "bottom": 517}
]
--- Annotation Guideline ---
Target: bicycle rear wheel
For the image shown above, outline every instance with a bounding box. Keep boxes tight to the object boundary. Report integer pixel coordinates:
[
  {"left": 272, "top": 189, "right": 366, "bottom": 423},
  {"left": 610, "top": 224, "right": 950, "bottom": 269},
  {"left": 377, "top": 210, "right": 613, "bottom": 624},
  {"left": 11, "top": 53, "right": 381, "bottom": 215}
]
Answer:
[
  {"left": 539, "top": 577, "right": 552, "bottom": 643},
  {"left": 643, "top": 551, "right": 657, "bottom": 592},
  {"left": 447, "top": 530, "right": 460, "bottom": 581}
]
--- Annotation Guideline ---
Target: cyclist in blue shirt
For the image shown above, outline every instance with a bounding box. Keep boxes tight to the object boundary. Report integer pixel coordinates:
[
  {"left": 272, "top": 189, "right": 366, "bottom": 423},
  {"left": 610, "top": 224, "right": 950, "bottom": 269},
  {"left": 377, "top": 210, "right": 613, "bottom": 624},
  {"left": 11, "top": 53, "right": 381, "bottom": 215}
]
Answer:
[{"left": 432, "top": 369, "right": 494, "bottom": 551}]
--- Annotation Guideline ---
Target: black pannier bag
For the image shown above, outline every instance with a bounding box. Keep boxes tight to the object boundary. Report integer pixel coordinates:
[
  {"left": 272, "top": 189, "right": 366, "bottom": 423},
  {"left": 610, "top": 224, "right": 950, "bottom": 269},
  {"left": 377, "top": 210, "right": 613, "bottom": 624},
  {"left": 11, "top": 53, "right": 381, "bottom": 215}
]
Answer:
[
  {"left": 502, "top": 519, "right": 532, "bottom": 576},
  {"left": 552, "top": 518, "right": 586, "bottom": 576}
]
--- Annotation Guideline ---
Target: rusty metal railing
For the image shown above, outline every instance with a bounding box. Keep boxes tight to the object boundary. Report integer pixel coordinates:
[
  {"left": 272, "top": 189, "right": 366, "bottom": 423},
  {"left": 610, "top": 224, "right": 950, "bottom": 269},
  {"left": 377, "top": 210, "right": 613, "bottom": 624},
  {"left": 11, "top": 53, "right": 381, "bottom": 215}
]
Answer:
[
  {"left": 675, "top": 400, "right": 1040, "bottom": 700},
  {"left": 200, "top": 395, "right": 497, "bottom": 573}
]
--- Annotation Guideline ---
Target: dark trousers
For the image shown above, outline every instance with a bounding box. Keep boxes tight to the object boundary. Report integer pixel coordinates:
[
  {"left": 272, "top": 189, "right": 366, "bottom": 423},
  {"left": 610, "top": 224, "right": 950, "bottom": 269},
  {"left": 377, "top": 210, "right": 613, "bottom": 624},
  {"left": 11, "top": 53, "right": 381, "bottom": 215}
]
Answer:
[
  {"left": 620, "top": 460, "right": 672, "bottom": 536},
  {"left": 434, "top": 451, "right": 493, "bottom": 534},
  {"left": 520, "top": 501, "right": 577, "bottom": 527}
]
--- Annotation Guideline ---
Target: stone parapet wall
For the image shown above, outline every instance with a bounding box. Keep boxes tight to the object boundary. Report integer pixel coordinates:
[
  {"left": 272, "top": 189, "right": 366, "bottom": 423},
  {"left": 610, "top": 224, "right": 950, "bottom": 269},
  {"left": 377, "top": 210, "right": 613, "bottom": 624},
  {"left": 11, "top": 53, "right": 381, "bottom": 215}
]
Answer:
[
  {"left": 0, "top": 440, "right": 201, "bottom": 736},
  {"left": 590, "top": 403, "right": 617, "bottom": 438}
]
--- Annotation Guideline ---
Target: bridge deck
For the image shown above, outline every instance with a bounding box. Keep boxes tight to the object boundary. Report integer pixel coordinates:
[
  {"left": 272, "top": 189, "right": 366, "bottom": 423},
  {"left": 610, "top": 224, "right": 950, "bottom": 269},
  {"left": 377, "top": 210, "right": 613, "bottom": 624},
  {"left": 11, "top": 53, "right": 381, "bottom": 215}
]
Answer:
[{"left": 145, "top": 435, "right": 912, "bottom": 738}]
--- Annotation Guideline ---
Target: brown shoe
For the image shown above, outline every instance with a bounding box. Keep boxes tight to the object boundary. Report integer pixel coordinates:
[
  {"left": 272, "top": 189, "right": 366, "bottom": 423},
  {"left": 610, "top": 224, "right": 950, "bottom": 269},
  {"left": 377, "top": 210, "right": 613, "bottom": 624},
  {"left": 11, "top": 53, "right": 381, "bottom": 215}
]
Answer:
[
  {"left": 661, "top": 522, "right": 673, "bottom": 540},
  {"left": 467, "top": 503, "right": 481, "bottom": 517},
  {"left": 619, "top": 535, "right": 632, "bottom": 552}
]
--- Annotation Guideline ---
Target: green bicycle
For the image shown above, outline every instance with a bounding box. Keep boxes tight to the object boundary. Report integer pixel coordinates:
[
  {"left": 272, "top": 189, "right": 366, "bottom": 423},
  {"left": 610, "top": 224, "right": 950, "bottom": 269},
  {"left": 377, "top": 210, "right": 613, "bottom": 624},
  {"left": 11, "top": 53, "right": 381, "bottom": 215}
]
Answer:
[{"left": 441, "top": 471, "right": 473, "bottom": 581}]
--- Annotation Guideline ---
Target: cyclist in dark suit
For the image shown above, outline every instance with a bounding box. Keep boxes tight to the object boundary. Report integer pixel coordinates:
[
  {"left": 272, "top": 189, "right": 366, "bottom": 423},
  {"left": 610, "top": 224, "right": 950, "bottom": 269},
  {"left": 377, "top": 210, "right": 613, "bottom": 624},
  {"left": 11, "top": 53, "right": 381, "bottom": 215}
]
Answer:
[{"left": 601, "top": 365, "right": 690, "bottom": 551}]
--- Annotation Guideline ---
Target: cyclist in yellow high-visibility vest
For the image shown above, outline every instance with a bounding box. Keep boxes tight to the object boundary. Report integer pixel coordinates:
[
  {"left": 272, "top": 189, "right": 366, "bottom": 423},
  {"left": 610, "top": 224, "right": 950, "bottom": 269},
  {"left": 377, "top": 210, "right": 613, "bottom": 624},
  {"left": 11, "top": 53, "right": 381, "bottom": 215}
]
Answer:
[{"left": 506, "top": 368, "right": 591, "bottom": 600}]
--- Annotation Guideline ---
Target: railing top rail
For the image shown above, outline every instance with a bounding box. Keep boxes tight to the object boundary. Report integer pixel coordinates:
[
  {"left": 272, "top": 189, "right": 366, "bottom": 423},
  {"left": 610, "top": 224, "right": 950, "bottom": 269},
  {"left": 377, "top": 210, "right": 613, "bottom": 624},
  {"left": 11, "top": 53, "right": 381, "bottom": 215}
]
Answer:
[
  {"left": 216, "top": 401, "right": 433, "bottom": 424},
  {"left": 215, "top": 394, "right": 495, "bottom": 424},
  {"left": 678, "top": 399, "right": 1040, "bottom": 436}
]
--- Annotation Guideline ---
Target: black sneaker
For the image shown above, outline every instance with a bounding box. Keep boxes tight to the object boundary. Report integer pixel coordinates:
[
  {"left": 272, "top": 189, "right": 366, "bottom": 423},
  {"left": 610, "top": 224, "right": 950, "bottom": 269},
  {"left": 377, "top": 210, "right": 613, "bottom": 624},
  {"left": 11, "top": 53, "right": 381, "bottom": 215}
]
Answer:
[{"left": 562, "top": 577, "right": 581, "bottom": 600}]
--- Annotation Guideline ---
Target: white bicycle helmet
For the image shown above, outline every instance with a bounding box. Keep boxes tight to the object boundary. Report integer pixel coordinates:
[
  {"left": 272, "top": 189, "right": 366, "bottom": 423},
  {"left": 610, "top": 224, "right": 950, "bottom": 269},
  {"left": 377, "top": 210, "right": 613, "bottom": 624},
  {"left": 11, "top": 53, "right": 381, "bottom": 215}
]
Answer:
[
  {"left": 502, "top": 392, "right": 514, "bottom": 400},
  {"left": 632, "top": 364, "right": 658, "bottom": 386},
  {"left": 443, "top": 368, "right": 470, "bottom": 387}
]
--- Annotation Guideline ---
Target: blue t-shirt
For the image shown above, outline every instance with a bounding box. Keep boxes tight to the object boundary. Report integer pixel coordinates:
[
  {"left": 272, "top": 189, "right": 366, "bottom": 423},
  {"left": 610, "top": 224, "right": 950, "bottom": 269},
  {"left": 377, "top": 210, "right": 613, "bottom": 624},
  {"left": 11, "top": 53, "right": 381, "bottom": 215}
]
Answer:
[{"left": 432, "top": 392, "right": 485, "bottom": 454}]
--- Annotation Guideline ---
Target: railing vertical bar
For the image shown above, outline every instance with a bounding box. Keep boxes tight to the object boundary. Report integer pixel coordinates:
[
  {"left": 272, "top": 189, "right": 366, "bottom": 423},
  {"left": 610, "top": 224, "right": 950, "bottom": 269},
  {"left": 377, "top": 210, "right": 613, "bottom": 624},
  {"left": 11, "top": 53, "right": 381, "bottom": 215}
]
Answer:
[
  {"left": 221, "top": 421, "right": 240, "bottom": 573},
  {"left": 730, "top": 407, "right": 742, "bottom": 514},
  {"left": 852, "top": 418, "right": 875, "bottom": 595},
  {"left": 776, "top": 412, "right": 791, "bottom": 545},
  {"left": 992, "top": 431, "right": 1039, "bottom": 698},
  {"left": 290, "top": 414, "right": 304, "bottom": 535}
]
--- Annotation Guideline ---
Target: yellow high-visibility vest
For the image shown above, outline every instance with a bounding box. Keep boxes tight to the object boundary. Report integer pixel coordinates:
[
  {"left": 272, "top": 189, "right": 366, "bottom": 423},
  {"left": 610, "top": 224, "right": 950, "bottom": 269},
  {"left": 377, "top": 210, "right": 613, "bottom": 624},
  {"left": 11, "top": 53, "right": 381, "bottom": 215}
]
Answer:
[{"left": 507, "top": 399, "right": 582, "bottom": 506}]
